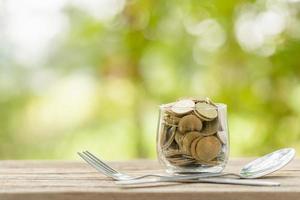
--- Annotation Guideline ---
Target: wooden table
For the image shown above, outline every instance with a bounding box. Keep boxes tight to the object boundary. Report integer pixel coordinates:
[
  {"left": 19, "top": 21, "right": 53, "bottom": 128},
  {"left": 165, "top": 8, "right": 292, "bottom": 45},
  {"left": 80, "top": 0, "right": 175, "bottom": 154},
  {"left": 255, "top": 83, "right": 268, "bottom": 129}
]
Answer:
[{"left": 0, "top": 159, "right": 299, "bottom": 200}]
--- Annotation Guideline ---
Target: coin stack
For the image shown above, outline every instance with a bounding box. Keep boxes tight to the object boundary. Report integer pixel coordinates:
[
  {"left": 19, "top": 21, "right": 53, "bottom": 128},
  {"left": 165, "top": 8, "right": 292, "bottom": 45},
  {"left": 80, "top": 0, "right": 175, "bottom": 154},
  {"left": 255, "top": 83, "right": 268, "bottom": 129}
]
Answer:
[{"left": 158, "top": 98, "right": 227, "bottom": 168}]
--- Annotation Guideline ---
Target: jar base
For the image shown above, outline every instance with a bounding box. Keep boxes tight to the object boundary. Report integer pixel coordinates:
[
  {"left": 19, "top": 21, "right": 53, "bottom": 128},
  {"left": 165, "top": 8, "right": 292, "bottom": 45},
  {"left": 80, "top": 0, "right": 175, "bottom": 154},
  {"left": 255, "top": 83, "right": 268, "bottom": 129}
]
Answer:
[{"left": 165, "top": 164, "right": 225, "bottom": 174}]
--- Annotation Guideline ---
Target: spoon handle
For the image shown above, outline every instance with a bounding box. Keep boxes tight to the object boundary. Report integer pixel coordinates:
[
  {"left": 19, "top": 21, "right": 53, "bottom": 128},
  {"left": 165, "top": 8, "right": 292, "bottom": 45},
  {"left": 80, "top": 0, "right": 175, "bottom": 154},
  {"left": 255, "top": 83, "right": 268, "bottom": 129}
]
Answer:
[
  {"left": 116, "top": 176, "right": 280, "bottom": 186},
  {"left": 183, "top": 177, "right": 280, "bottom": 186}
]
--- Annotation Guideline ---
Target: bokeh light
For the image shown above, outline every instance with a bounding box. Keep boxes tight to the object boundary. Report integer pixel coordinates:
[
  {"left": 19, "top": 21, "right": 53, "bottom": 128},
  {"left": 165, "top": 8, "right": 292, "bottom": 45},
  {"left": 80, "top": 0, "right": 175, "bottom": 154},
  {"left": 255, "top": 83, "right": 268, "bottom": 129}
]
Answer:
[{"left": 0, "top": 0, "right": 300, "bottom": 160}]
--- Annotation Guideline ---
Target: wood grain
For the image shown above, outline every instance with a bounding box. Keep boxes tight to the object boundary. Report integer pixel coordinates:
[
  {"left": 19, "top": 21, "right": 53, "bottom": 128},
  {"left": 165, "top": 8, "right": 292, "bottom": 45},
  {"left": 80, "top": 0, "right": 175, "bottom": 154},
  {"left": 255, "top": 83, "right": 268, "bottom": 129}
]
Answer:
[{"left": 0, "top": 159, "right": 299, "bottom": 200}]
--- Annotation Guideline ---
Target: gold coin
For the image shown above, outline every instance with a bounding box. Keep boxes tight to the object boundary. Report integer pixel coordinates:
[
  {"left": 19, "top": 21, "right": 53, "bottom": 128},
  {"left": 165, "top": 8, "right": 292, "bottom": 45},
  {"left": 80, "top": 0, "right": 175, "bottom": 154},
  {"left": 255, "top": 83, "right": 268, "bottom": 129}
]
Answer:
[
  {"left": 171, "top": 99, "right": 195, "bottom": 115},
  {"left": 195, "top": 102, "right": 218, "bottom": 120},
  {"left": 177, "top": 97, "right": 205, "bottom": 103},
  {"left": 164, "top": 114, "right": 180, "bottom": 125},
  {"left": 160, "top": 102, "right": 175, "bottom": 112},
  {"left": 218, "top": 110, "right": 226, "bottom": 131},
  {"left": 163, "top": 115, "right": 173, "bottom": 124},
  {"left": 159, "top": 124, "right": 168, "bottom": 147},
  {"left": 164, "top": 149, "right": 184, "bottom": 158},
  {"left": 168, "top": 157, "right": 195, "bottom": 166},
  {"left": 182, "top": 131, "right": 201, "bottom": 155},
  {"left": 190, "top": 137, "right": 202, "bottom": 160},
  {"left": 194, "top": 111, "right": 211, "bottom": 121},
  {"left": 200, "top": 118, "right": 219, "bottom": 136},
  {"left": 182, "top": 154, "right": 194, "bottom": 159},
  {"left": 167, "top": 114, "right": 181, "bottom": 125},
  {"left": 163, "top": 113, "right": 179, "bottom": 127},
  {"left": 175, "top": 131, "right": 184, "bottom": 149},
  {"left": 205, "top": 97, "right": 217, "bottom": 107},
  {"left": 196, "top": 98, "right": 210, "bottom": 104},
  {"left": 217, "top": 131, "right": 227, "bottom": 144},
  {"left": 178, "top": 114, "right": 203, "bottom": 133},
  {"left": 162, "top": 127, "right": 176, "bottom": 150},
  {"left": 195, "top": 136, "right": 221, "bottom": 162}
]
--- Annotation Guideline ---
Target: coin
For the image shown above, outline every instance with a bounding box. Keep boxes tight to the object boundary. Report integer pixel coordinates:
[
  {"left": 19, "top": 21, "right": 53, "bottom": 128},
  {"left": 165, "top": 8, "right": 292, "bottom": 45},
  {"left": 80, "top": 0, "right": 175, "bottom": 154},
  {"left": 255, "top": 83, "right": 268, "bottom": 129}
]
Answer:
[
  {"left": 200, "top": 118, "right": 219, "bottom": 136},
  {"left": 178, "top": 114, "right": 203, "bottom": 133},
  {"left": 168, "top": 157, "right": 196, "bottom": 166},
  {"left": 194, "top": 111, "right": 211, "bottom": 121},
  {"left": 171, "top": 99, "right": 195, "bottom": 115},
  {"left": 175, "top": 131, "right": 184, "bottom": 149},
  {"left": 164, "top": 149, "right": 184, "bottom": 158},
  {"left": 177, "top": 97, "right": 206, "bottom": 103},
  {"left": 190, "top": 137, "right": 202, "bottom": 160},
  {"left": 159, "top": 124, "right": 168, "bottom": 147},
  {"left": 167, "top": 114, "right": 181, "bottom": 125},
  {"left": 195, "top": 136, "right": 221, "bottom": 162},
  {"left": 164, "top": 115, "right": 173, "bottom": 124},
  {"left": 164, "top": 115, "right": 176, "bottom": 125},
  {"left": 161, "top": 104, "right": 178, "bottom": 117},
  {"left": 195, "top": 102, "right": 218, "bottom": 120},
  {"left": 217, "top": 109, "right": 226, "bottom": 131},
  {"left": 205, "top": 97, "right": 217, "bottom": 107},
  {"left": 182, "top": 154, "right": 194, "bottom": 159},
  {"left": 217, "top": 131, "right": 227, "bottom": 144},
  {"left": 162, "top": 126, "right": 176, "bottom": 150},
  {"left": 163, "top": 113, "right": 179, "bottom": 127},
  {"left": 182, "top": 131, "right": 201, "bottom": 155}
]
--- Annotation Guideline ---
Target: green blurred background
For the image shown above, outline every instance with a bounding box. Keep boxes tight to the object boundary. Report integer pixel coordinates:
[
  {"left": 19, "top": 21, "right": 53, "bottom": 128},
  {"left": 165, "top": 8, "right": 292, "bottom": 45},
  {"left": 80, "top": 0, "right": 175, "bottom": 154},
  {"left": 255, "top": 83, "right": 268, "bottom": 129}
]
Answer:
[{"left": 0, "top": 0, "right": 300, "bottom": 160}]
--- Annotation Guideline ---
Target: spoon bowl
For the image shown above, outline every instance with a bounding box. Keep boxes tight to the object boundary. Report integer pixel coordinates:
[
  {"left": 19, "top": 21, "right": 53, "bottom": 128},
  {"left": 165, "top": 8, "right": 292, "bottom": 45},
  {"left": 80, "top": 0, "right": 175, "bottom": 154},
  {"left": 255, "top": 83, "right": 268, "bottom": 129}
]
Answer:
[{"left": 239, "top": 148, "right": 296, "bottom": 179}]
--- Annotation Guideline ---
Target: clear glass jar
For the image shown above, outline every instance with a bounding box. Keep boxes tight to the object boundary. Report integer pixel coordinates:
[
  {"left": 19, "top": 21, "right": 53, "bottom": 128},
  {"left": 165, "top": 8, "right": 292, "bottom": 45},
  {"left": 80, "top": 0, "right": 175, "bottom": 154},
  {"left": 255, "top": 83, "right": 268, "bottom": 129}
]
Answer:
[{"left": 156, "top": 99, "right": 229, "bottom": 173}]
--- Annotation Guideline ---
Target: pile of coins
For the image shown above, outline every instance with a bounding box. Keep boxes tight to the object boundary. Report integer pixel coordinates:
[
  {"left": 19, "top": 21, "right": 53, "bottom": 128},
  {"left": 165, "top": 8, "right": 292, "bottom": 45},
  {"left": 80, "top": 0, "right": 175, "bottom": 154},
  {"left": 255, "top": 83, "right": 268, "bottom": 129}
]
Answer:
[{"left": 158, "top": 98, "right": 227, "bottom": 167}]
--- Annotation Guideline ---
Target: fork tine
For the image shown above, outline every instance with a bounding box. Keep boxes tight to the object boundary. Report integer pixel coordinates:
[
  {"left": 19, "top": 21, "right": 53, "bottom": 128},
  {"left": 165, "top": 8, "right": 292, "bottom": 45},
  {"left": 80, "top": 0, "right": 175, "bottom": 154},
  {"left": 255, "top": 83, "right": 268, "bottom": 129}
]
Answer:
[
  {"left": 83, "top": 151, "right": 118, "bottom": 174},
  {"left": 79, "top": 152, "right": 116, "bottom": 177},
  {"left": 78, "top": 152, "right": 115, "bottom": 178},
  {"left": 82, "top": 151, "right": 117, "bottom": 175}
]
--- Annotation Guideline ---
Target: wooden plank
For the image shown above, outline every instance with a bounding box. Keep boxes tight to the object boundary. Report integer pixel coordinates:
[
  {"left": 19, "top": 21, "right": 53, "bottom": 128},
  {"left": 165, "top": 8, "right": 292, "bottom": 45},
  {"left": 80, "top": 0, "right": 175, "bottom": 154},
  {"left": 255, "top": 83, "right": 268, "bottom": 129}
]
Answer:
[{"left": 0, "top": 159, "right": 299, "bottom": 200}]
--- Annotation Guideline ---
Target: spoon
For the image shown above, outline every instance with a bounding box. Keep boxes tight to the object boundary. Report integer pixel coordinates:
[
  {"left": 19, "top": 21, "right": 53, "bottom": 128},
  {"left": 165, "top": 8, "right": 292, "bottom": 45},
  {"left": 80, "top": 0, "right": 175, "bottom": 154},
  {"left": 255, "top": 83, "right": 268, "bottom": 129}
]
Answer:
[
  {"left": 116, "top": 148, "right": 295, "bottom": 185},
  {"left": 195, "top": 147, "right": 296, "bottom": 179},
  {"left": 238, "top": 147, "right": 295, "bottom": 178}
]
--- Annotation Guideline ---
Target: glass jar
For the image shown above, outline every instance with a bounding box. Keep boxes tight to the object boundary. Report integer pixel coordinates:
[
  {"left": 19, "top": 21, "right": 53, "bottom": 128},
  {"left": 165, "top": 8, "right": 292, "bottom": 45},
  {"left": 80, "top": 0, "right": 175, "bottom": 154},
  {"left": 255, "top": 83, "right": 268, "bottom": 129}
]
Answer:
[{"left": 156, "top": 99, "right": 229, "bottom": 173}]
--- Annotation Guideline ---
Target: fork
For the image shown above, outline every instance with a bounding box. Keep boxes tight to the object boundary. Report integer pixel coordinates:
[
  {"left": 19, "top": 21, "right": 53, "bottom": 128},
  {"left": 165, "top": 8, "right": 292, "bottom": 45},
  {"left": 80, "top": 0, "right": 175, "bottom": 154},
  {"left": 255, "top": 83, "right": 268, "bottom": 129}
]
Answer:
[
  {"left": 78, "top": 151, "right": 222, "bottom": 181},
  {"left": 77, "top": 151, "right": 280, "bottom": 186},
  {"left": 78, "top": 151, "right": 280, "bottom": 186}
]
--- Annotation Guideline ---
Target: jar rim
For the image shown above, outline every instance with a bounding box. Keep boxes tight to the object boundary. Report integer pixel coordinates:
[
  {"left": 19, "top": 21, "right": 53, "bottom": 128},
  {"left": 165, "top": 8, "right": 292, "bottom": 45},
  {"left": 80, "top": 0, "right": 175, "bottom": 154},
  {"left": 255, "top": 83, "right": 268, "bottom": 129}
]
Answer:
[{"left": 159, "top": 103, "right": 227, "bottom": 109}]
